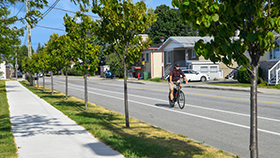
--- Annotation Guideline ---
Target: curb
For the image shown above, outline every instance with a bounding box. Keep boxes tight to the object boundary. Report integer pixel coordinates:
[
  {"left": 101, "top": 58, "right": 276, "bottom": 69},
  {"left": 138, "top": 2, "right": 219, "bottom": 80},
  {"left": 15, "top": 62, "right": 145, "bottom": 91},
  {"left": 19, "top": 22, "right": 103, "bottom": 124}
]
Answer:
[{"left": 127, "top": 80, "right": 145, "bottom": 85}]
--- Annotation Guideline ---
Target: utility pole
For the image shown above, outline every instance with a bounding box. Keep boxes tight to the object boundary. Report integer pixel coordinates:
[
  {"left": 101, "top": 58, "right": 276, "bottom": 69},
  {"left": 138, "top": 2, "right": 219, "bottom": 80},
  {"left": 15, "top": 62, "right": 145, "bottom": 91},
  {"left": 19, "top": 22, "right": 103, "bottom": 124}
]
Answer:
[
  {"left": 26, "top": 0, "right": 31, "bottom": 58},
  {"left": 26, "top": 0, "right": 33, "bottom": 86},
  {"left": 15, "top": 52, "right": 18, "bottom": 80}
]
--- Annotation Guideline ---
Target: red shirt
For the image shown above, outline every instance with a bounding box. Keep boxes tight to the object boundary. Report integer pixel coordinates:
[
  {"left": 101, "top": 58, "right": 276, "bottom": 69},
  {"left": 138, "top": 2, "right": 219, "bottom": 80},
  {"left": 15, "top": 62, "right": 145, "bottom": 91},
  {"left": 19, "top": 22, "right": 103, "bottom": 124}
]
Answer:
[{"left": 170, "top": 67, "right": 185, "bottom": 82}]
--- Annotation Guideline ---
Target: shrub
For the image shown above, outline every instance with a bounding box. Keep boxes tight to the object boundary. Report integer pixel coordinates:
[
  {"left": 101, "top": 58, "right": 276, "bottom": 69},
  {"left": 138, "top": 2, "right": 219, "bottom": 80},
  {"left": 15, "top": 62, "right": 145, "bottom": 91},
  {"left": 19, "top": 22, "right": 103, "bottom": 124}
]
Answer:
[
  {"left": 237, "top": 66, "right": 263, "bottom": 84},
  {"left": 67, "top": 67, "right": 84, "bottom": 76}
]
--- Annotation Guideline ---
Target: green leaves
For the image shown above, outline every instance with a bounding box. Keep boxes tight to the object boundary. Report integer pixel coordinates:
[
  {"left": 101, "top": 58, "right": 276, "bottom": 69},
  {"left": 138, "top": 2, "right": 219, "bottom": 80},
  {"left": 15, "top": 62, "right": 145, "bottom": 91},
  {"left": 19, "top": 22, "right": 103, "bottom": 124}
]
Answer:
[
  {"left": 173, "top": 0, "right": 280, "bottom": 71},
  {"left": 249, "top": 33, "right": 256, "bottom": 42},
  {"left": 92, "top": 0, "right": 156, "bottom": 65},
  {"left": 64, "top": 12, "right": 100, "bottom": 73},
  {"left": 212, "top": 14, "right": 219, "bottom": 22}
]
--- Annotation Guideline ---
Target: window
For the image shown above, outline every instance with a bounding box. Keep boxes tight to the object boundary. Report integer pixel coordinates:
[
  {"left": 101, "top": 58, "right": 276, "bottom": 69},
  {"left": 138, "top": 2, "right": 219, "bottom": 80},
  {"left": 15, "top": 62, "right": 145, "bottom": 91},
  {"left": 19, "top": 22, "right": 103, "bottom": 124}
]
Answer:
[
  {"left": 166, "top": 52, "right": 171, "bottom": 64},
  {"left": 219, "top": 70, "right": 223, "bottom": 78},
  {"left": 200, "top": 66, "right": 208, "bottom": 73},
  {"left": 210, "top": 66, "right": 218, "bottom": 73},
  {"left": 190, "top": 70, "right": 197, "bottom": 74},
  {"left": 145, "top": 53, "right": 149, "bottom": 62},
  {"left": 192, "top": 49, "right": 197, "bottom": 58},
  {"left": 269, "top": 40, "right": 280, "bottom": 60}
]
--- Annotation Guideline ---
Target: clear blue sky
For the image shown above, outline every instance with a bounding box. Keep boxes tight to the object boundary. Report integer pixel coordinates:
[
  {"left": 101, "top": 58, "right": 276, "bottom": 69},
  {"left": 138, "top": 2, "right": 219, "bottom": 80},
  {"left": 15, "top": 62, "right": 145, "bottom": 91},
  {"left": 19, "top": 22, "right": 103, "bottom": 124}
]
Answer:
[{"left": 10, "top": 0, "right": 174, "bottom": 51}]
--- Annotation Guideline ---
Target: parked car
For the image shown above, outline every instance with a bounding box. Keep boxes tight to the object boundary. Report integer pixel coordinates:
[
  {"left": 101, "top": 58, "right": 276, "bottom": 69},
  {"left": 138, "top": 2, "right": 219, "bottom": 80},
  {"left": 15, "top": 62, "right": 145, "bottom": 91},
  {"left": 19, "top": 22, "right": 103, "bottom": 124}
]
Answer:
[
  {"left": 38, "top": 73, "right": 43, "bottom": 77},
  {"left": 182, "top": 69, "right": 210, "bottom": 82},
  {"left": 46, "top": 72, "right": 51, "bottom": 77},
  {"left": 33, "top": 73, "right": 38, "bottom": 80},
  {"left": 12, "top": 71, "right": 23, "bottom": 78},
  {"left": 105, "top": 70, "right": 115, "bottom": 79}
]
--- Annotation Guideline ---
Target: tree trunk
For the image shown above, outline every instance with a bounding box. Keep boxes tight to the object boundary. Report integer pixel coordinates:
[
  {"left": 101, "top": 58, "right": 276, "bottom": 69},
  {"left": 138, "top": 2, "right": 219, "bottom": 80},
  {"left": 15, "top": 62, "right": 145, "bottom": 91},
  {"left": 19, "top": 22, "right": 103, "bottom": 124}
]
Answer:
[
  {"left": 66, "top": 65, "right": 68, "bottom": 100},
  {"left": 43, "top": 71, "right": 45, "bottom": 92},
  {"left": 51, "top": 70, "right": 54, "bottom": 95},
  {"left": 33, "top": 75, "right": 35, "bottom": 87},
  {"left": 29, "top": 75, "right": 33, "bottom": 86},
  {"left": 84, "top": 72, "right": 88, "bottom": 110},
  {"left": 250, "top": 65, "right": 258, "bottom": 158},
  {"left": 124, "top": 61, "right": 129, "bottom": 128},
  {"left": 37, "top": 73, "right": 39, "bottom": 89}
]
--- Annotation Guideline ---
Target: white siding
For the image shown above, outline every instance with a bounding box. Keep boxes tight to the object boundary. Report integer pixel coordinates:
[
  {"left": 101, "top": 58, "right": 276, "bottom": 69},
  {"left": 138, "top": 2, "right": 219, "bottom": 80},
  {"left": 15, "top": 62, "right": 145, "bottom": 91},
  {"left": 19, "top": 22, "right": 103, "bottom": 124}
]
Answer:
[{"left": 0, "top": 61, "right": 6, "bottom": 79}]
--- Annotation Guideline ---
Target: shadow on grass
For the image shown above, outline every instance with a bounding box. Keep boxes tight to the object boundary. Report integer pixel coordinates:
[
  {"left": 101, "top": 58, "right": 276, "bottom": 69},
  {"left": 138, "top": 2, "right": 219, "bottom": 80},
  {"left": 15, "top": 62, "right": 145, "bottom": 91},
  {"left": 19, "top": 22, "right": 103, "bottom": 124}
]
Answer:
[
  {"left": 75, "top": 111, "right": 205, "bottom": 158},
  {"left": 55, "top": 100, "right": 85, "bottom": 111}
]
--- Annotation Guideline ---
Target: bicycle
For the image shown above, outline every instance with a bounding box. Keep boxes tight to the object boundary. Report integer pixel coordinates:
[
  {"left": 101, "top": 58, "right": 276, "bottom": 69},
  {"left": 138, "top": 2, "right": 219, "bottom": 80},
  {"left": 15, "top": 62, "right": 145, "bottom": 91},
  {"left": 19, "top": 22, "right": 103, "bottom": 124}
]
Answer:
[{"left": 168, "top": 81, "right": 185, "bottom": 109}]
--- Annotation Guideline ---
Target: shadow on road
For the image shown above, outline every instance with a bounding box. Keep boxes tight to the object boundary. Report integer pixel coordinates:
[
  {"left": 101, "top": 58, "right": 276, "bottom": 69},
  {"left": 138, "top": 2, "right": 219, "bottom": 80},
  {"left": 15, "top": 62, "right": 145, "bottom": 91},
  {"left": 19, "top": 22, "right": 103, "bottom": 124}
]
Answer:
[{"left": 155, "top": 103, "right": 172, "bottom": 108}]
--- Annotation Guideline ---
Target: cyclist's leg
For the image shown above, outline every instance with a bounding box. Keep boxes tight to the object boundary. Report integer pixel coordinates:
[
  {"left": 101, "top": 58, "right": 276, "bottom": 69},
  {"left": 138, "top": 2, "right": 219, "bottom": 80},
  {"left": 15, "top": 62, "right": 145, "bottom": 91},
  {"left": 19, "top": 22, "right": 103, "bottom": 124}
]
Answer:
[
  {"left": 169, "top": 82, "right": 175, "bottom": 101},
  {"left": 170, "top": 88, "right": 174, "bottom": 100}
]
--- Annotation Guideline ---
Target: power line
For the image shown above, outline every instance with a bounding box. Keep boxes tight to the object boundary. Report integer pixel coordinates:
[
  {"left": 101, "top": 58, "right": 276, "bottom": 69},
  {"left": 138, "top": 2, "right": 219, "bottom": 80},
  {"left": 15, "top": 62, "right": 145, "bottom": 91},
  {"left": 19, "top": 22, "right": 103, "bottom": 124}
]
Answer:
[
  {"left": 42, "top": 0, "right": 60, "bottom": 18},
  {"left": 37, "top": 0, "right": 60, "bottom": 23},
  {"left": 36, "top": 25, "right": 65, "bottom": 31},
  {"left": 43, "top": 5, "right": 100, "bottom": 19},
  {"left": 16, "top": 4, "right": 25, "bottom": 16}
]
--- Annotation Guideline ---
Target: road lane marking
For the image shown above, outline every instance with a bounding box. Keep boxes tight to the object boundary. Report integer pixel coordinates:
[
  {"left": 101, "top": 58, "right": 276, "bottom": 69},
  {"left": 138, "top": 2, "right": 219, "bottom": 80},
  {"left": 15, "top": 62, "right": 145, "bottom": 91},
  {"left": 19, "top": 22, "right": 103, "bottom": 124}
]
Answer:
[
  {"left": 65, "top": 84, "right": 280, "bottom": 137},
  {"left": 85, "top": 80, "right": 280, "bottom": 105},
  {"left": 52, "top": 80, "right": 280, "bottom": 124},
  {"left": 47, "top": 78, "right": 280, "bottom": 105}
]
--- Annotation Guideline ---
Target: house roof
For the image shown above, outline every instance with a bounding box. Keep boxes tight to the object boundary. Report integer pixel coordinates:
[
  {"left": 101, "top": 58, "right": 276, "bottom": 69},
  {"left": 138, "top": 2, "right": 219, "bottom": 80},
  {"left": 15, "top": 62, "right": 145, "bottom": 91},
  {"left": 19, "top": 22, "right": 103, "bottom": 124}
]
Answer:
[{"left": 158, "top": 36, "right": 214, "bottom": 51}]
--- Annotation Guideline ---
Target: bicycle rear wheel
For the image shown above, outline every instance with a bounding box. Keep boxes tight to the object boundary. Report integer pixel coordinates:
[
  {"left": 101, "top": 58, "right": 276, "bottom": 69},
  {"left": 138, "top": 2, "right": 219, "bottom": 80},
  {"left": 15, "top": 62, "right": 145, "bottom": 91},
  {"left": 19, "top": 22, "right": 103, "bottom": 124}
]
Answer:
[{"left": 177, "top": 90, "right": 185, "bottom": 109}]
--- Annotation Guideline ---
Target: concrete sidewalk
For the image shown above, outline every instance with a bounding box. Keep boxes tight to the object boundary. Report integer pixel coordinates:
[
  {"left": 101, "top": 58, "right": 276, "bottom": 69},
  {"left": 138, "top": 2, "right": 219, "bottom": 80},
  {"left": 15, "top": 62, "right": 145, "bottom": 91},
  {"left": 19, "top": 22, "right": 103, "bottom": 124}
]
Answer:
[{"left": 6, "top": 81, "right": 124, "bottom": 158}]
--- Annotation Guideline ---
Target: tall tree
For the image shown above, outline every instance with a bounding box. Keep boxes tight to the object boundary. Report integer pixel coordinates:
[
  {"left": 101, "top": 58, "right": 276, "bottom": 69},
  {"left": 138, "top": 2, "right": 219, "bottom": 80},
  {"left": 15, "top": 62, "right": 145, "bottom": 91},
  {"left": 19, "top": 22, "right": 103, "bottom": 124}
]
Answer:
[
  {"left": 92, "top": 0, "right": 156, "bottom": 128},
  {"left": 0, "top": 6, "right": 23, "bottom": 62},
  {"left": 64, "top": 10, "right": 100, "bottom": 109},
  {"left": 36, "top": 42, "right": 41, "bottom": 54},
  {"left": 17, "top": 45, "right": 29, "bottom": 72},
  {"left": 172, "top": 0, "right": 280, "bottom": 157},
  {"left": 145, "top": 4, "right": 196, "bottom": 45}
]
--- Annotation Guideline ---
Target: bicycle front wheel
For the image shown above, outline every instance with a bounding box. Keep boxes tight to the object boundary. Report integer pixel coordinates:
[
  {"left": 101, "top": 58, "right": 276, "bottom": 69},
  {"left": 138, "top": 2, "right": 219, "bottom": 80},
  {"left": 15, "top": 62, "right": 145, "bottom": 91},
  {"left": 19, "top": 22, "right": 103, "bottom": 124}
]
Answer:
[{"left": 178, "top": 91, "right": 185, "bottom": 109}]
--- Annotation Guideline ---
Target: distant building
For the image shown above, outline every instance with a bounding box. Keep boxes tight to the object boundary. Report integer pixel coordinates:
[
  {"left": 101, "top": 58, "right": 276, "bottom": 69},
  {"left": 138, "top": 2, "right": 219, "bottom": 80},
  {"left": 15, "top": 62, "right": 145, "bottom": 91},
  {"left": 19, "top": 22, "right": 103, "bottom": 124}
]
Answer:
[{"left": 0, "top": 61, "right": 6, "bottom": 79}]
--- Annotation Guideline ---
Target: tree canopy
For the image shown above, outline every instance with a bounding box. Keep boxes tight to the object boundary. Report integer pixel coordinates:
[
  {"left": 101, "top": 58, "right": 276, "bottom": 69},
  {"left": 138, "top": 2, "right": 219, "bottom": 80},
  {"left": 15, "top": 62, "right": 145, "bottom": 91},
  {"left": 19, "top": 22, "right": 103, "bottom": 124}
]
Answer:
[
  {"left": 92, "top": 0, "right": 156, "bottom": 127},
  {"left": 172, "top": 0, "right": 280, "bottom": 157},
  {"left": 145, "top": 4, "right": 196, "bottom": 45}
]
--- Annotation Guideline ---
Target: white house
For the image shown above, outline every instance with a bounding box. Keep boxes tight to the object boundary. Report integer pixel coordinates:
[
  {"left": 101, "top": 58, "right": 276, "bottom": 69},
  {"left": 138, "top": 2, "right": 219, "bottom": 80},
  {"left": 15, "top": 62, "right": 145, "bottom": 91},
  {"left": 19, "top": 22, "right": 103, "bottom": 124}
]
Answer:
[
  {"left": 158, "top": 36, "right": 238, "bottom": 80},
  {"left": 259, "top": 32, "right": 280, "bottom": 85},
  {"left": 0, "top": 61, "right": 6, "bottom": 79}
]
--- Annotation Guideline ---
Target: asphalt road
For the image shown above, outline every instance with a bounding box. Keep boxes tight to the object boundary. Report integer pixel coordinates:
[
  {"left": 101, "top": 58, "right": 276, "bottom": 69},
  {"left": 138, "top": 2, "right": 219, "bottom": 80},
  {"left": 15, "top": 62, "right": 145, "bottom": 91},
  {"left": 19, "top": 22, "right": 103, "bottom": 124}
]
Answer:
[{"left": 37, "top": 76, "right": 280, "bottom": 158}]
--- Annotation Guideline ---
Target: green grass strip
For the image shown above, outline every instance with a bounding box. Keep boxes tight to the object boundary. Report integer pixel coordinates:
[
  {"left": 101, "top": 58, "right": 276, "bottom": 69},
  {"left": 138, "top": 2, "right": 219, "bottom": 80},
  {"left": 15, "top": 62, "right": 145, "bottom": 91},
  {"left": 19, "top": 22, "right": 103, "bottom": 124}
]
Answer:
[
  {"left": 0, "top": 80, "right": 17, "bottom": 158},
  {"left": 20, "top": 81, "right": 238, "bottom": 158},
  {"left": 210, "top": 82, "right": 280, "bottom": 89}
]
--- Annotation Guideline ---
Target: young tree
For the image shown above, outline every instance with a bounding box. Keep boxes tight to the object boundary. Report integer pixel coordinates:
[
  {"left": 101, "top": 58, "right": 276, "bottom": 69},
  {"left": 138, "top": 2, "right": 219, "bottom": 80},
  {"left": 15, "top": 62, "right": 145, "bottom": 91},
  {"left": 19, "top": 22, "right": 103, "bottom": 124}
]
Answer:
[
  {"left": 44, "top": 33, "right": 65, "bottom": 95},
  {"left": 172, "top": 0, "right": 280, "bottom": 157},
  {"left": 92, "top": 0, "right": 156, "bottom": 128},
  {"left": 30, "top": 53, "right": 41, "bottom": 88},
  {"left": 22, "top": 55, "right": 36, "bottom": 86},
  {"left": 37, "top": 48, "right": 49, "bottom": 92},
  {"left": 64, "top": 11, "right": 100, "bottom": 109},
  {"left": 56, "top": 35, "right": 74, "bottom": 100}
]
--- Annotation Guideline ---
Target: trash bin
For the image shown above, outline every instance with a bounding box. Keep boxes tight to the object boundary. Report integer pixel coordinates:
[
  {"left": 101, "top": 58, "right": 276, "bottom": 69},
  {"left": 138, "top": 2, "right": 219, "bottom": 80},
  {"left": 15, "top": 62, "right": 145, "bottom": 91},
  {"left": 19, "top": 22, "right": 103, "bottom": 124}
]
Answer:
[{"left": 143, "top": 72, "right": 149, "bottom": 80}]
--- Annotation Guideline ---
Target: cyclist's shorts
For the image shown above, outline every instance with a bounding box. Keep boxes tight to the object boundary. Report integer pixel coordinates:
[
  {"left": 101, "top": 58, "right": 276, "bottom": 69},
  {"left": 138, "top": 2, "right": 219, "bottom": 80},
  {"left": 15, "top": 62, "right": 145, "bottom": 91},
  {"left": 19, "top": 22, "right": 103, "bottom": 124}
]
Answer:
[{"left": 169, "top": 80, "right": 180, "bottom": 89}]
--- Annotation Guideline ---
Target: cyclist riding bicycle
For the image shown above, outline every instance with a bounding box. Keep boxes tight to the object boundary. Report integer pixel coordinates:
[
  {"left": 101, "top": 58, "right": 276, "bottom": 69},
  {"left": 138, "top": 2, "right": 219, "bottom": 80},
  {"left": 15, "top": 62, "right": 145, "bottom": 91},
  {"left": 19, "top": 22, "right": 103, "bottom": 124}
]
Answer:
[{"left": 169, "top": 63, "right": 188, "bottom": 103}]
